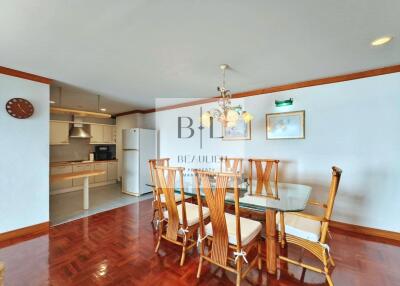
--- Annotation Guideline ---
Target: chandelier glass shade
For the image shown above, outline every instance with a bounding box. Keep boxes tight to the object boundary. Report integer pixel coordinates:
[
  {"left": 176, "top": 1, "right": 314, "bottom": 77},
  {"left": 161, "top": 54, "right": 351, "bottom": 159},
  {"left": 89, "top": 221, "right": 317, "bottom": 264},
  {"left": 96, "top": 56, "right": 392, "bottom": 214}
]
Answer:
[{"left": 201, "top": 65, "right": 253, "bottom": 128}]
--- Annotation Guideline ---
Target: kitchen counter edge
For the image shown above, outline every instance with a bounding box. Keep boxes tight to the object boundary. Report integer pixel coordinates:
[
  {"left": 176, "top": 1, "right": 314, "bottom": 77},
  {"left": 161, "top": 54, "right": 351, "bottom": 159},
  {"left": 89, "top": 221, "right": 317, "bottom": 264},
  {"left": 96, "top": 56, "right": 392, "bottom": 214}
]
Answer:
[{"left": 50, "top": 159, "right": 118, "bottom": 167}]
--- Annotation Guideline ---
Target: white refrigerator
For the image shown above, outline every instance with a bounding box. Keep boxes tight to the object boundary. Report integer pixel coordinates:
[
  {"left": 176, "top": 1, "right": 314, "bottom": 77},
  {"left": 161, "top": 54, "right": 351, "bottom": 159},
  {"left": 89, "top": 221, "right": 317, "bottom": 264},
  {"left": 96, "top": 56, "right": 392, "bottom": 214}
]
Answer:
[{"left": 122, "top": 128, "right": 156, "bottom": 196}]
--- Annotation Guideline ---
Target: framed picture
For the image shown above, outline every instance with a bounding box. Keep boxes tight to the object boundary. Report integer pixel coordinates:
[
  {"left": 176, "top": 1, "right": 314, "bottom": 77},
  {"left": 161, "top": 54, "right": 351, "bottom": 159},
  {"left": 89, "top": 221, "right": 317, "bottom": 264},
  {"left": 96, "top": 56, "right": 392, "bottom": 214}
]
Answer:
[
  {"left": 222, "top": 119, "right": 251, "bottom": 140},
  {"left": 266, "top": 110, "right": 305, "bottom": 139}
]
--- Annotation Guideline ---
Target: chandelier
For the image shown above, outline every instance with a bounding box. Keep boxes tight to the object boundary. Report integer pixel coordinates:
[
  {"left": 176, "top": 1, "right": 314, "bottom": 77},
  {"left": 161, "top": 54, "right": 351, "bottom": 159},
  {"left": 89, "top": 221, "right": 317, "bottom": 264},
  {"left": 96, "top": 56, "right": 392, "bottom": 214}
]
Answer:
[{"left": 201, "top": 64, "right": 253, "bottom": 128}]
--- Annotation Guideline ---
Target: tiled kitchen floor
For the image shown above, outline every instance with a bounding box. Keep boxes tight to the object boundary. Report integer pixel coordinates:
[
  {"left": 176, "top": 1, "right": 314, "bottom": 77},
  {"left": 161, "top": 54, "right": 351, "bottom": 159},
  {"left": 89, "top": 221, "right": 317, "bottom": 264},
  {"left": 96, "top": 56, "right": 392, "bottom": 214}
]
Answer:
[{"left": 50, "top": 183, "right": 152, "bottom": 225}]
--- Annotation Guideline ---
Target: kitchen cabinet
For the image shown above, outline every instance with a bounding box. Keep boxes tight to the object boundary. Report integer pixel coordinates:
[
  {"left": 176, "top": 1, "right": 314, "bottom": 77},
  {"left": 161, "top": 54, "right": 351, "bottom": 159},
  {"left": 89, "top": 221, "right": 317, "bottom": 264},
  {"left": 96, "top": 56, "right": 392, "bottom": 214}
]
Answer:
[
  {"left": 94, "top": 162, "right": 108, "bottom": 183},
  {"left": 50, "top": 165, "right": 73, "bottom": 191},
  {"left": 103, "top": 125, "right": 114, "bottom": 144},
  {"left": 90, "top": 124, "right": 104, "bottom": 144},
  {"left": 107, "top": 161, "right": 118, "bottom": 181},
  {"left": 50, "top": 121, "right": 69, "bottom": 145},
  {"left": 112, "top": 126, "right": 116, "bottom": 143},
  {"left": 90, "top": 124, "right": 116, "bottom": 144},
  {"left": 50, "top": 160, "right": 118, "bottom": 193},
  {"left": 72, "top": 164, "right": 94, "bottom": 186}
]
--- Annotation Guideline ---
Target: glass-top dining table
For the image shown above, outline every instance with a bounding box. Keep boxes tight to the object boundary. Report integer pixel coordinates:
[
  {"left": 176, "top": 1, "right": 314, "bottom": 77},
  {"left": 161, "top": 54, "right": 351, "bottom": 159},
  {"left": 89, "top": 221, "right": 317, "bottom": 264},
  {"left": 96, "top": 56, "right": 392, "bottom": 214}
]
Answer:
[{"left": 147, "top": 178, "right": 312, "bottom": 275}]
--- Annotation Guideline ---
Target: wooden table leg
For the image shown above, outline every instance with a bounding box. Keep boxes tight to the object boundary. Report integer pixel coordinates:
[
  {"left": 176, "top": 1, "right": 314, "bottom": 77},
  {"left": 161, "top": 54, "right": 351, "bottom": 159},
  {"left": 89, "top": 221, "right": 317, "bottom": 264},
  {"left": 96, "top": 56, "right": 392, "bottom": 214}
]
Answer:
[
  {"left": 83, "top": 177, "right": 89, "bottom": 210},
  {"left": 265, "top": 209, "right": 277, "bottom": 275}
]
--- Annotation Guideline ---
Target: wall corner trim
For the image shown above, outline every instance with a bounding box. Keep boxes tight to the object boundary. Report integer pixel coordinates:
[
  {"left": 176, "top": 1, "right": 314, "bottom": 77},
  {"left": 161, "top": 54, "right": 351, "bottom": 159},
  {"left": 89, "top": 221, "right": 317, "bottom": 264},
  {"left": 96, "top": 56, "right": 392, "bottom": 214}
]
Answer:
[
  {"left": 115, "top": 63, "right": 400, "bottom": 117},
  {"left": 0, "top": 66, "right": 52, "bottom": 84}
]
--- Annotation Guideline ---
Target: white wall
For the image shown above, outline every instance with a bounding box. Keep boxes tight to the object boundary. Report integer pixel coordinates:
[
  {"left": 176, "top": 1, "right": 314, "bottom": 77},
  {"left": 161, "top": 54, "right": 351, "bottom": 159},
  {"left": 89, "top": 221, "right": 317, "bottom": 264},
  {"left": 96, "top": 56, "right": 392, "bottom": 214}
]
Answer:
[
  {"left": 0, "top": 74, "right": 49, "bottom": 233},
  {"left": 153, "top": 73, "right": 400, "bottom": 232}
]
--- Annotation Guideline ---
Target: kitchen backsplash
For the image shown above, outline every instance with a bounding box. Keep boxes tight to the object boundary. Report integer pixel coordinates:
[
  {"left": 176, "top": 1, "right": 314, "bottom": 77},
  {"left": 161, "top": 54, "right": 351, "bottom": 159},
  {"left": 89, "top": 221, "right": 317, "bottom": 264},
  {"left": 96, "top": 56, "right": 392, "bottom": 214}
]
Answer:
[
  {"left": 50, "top": 138, "right": 93, "bottom": 162},
  {"left": 50, "top": 140, "right": 117, "bottom": 162}
]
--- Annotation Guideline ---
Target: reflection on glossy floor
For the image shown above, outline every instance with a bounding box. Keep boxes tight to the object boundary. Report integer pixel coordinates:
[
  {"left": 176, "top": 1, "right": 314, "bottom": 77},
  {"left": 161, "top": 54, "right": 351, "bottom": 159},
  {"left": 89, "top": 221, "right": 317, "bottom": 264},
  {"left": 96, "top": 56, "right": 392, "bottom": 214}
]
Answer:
[
  {"left": 50, "top": 183, "right": 152, "bottom": 225},
  {"left": 1, "top": 199, "right": 400, "bottom": 286}
]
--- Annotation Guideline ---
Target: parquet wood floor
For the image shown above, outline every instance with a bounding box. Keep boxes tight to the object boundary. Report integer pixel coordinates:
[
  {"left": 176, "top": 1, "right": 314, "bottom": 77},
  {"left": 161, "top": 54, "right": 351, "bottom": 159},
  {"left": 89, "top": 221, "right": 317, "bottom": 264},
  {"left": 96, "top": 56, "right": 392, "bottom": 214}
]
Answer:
[{"left": 0, "top": 199, "right": 399, "bottom": 286}]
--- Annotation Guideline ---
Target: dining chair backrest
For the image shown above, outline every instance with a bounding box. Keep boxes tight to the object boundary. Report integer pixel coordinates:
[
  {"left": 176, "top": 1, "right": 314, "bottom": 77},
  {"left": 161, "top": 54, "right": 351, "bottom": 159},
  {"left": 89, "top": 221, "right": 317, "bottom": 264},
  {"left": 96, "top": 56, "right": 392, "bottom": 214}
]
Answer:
[
  {"left": 320, "top": 166, "right": 342, "bottom": 243},
  {"left": 194, "top": 170, "right": 241, "bottom": 266},
  {"left": 248, "top": 159, "right": 280, "bottom": 196},
  {"left": 154, "top": 165, "right": 187, "bottom": 241},
  {"left": 220, "top": 157, "right": 243, "bottom": 174},
  {"left": 148, "top": 158, "right": 170, "bottom": 185}
]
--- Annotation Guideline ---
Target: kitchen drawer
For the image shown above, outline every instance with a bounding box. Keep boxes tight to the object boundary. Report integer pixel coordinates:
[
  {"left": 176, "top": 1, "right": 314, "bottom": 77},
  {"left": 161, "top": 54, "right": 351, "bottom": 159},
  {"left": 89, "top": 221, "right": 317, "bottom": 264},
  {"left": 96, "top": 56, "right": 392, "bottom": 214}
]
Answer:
[
  {"left": 50, "top": 165, "right": 73, "bottom": 191},
  {"left": 72, "top": 164, "right": 94, "bottom": 186},
  {"left": 94, "top": 162, "right": 108, "bottom": 183}
]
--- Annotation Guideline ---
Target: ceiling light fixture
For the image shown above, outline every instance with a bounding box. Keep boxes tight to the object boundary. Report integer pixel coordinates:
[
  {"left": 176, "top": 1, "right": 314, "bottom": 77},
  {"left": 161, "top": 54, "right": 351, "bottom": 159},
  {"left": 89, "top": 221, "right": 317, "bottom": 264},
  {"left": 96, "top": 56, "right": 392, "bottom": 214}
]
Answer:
[
  {"left": 201, "top": 64, "right": 253, "bottom": 128},
  {"left": 97, "top": 95, "right": 107, "bottom": 113},
  {"left": 371, "top": 36, "right": 393, "bottom": 46}
]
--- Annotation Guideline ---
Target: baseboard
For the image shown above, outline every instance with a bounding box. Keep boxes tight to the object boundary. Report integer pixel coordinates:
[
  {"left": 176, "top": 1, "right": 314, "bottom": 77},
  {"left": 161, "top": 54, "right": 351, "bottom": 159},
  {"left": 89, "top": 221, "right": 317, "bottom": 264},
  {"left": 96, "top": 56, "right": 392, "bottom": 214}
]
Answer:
[
  {"left": 50, "top": 180, "right": 117, "bottom": 195},
  {"left": 330, "top": 220, "right": 400, "bottom": 243},
  {"left": 0, "top": 222, "right": 49, "bottom": 243},
  {"left": 122, "top": 190, "right": 152, "bottom": 196}
]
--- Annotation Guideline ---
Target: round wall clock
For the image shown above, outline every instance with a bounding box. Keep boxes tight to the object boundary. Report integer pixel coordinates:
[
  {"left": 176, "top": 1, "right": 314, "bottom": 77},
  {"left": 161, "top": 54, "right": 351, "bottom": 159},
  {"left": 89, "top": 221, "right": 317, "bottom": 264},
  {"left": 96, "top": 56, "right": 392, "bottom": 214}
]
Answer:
[{"left": 5, "top": 98, "right": 34, "bottom": 119}]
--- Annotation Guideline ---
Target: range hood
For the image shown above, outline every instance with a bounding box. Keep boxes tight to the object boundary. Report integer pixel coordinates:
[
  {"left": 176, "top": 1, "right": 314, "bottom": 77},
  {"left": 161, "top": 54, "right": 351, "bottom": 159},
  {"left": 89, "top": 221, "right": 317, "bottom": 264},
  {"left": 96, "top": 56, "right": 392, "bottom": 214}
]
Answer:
[{"left": 69, "top": 117, "right": 91, "bottom": 139}]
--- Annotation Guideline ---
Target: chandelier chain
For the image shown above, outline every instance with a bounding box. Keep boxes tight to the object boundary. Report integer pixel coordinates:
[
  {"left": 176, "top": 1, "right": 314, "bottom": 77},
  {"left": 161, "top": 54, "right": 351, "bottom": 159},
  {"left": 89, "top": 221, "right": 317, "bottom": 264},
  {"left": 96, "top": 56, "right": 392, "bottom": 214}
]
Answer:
[{"left": 222, "top": 66, "right": 226, "bottom": 90}]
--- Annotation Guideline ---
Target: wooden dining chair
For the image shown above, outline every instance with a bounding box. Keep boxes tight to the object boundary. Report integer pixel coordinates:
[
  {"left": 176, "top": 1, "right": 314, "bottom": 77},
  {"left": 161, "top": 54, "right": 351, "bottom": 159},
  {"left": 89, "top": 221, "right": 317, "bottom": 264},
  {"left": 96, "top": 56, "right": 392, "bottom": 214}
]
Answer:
[
  {"left": 148, "top": 158, "right": 170, "bottom": 223},
  {"left": 149, "top": 159, "right": 192, "bottom": 225},
  {"left": 248, "top": 159, "right": 280, "bottom": 197},
  {"left": 220, "top": 157, "right": 243, "bottom": 174},
  {"left": 154, "top": 165, "right": 210, "bottom": 266},
  {"left": 194, "top": 170, "right": 262, "bottom": 286},
  {"left": 277, "top": 166, "right": 342, "bottom": 286},
  {"left": 245, "top": 159, "right": 280, "bottom": 223}
]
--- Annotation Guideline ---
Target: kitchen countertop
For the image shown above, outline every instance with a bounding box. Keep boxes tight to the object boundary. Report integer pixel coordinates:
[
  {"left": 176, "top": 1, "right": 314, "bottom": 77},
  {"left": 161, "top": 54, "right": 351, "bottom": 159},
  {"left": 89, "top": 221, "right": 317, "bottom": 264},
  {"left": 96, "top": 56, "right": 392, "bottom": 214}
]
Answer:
[{"left": 50, "top": 159, "right": 118, "bottom": 167}]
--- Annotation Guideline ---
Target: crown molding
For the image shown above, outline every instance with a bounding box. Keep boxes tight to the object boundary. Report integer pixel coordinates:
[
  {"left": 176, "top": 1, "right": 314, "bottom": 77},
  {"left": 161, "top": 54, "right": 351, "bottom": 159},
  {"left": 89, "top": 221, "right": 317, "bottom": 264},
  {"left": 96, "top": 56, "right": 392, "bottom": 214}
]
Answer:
[
  {"left": 0, "top": 66, "right": 52, "bottom": 84},
  {"left": 115, "top": 64, "right": 400, "bottom": 117}
]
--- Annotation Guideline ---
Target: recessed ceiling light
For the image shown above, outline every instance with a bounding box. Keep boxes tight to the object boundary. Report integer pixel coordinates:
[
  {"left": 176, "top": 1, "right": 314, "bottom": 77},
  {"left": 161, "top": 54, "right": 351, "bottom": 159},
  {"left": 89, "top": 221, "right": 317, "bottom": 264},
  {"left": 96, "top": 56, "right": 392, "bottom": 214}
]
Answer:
[
  {"left": 100, "top": 108, "right": 107, "bottom": 112},
  {"left": 371, "top": 36, "right": 393, "bottom": 46},
  {"left": 50, "top": 100, "right": 56, "bottom": 104}
]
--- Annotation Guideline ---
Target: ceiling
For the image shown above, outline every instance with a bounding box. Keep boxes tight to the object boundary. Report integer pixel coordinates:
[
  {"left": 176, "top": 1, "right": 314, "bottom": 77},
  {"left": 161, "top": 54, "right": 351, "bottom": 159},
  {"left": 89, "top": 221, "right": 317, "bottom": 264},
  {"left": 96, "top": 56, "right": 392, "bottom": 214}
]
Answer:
[{"left": 1, "top": 1, "right": 399, "bottom": 114}]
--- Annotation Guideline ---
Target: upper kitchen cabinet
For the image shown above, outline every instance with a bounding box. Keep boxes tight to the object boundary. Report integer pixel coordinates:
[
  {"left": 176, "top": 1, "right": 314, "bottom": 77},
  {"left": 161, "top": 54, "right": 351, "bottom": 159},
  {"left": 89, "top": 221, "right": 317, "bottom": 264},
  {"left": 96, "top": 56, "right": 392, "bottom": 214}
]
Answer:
[
  {"left": 90, "top": 124, "right": 116, "bottom": 144},
  {"left": 103, "top": 125, "right": 116, "bottom": 144},
  {"left": 90, "top": 124, "right": 103, "bottom": 144},
  {"left": 50, "top": 121, "right": 69, "bottom": 145}
]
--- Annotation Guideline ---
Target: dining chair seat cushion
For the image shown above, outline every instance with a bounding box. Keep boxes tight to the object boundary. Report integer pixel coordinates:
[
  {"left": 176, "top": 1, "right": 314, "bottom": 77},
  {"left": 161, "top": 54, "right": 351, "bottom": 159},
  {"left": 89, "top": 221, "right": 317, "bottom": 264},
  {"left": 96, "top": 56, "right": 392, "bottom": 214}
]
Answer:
[
  {"left": 159, "top": 194, "right": 190, "bottom": 203},
  {"left": 276, "top": 212, "right": 321, "bottom": 242},
  {"left": 204, "top": 213, "right": 262, "bottom": 246},
  {"left": 163, "top": 202, "right": 210, "bottom": 226}
]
